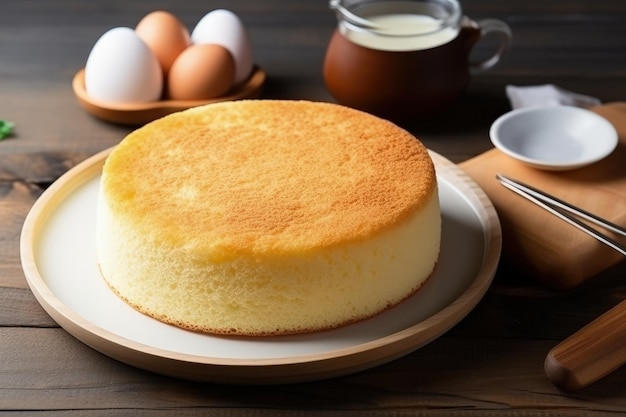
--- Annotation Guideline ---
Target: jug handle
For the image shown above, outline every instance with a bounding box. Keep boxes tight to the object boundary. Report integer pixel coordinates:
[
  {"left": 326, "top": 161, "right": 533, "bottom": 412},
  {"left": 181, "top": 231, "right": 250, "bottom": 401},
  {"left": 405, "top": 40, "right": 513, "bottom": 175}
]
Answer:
[{"left": 470, "top": 19, "right": 512, "bottom": 74}]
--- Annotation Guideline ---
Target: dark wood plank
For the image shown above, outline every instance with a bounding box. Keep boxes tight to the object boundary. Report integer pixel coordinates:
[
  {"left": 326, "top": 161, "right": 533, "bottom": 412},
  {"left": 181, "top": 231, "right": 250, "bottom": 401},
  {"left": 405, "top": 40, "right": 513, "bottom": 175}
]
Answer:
[
  {"left": 1, "top": 328, "right": 625, "bottom": 414},
  {"left": 0, "top": 288, "right": 56, "bottom": 327},
  {"left": 0, "top": 180, "right": 41, "bottom": 289}
]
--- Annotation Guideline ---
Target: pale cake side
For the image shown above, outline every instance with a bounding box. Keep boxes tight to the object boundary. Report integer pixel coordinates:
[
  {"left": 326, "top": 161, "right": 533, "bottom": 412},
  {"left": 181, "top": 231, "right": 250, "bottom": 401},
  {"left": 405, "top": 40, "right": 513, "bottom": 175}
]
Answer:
[{"left": 96, "top": 100, "right": 441, "bottom": 336}]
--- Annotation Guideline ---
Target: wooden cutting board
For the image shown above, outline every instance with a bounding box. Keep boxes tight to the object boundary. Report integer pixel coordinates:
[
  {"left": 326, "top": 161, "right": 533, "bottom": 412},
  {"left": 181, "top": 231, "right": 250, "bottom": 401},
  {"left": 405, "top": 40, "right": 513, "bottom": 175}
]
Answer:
[{"left": 459, "top": 102, "right": 626, "bottom": 289}]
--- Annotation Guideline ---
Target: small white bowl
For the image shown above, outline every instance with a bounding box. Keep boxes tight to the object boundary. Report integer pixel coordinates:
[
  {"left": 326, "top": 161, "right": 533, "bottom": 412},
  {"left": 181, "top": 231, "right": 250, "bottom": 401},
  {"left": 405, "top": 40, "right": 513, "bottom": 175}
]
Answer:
[{"left": 489, "top": 105, "right": 618, "bottom": 171}]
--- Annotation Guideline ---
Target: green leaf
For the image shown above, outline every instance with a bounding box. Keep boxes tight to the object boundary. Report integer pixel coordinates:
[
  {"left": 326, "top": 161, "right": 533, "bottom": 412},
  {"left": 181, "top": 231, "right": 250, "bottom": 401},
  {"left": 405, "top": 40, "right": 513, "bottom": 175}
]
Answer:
[{"left": 0, "top": 120, "right": 15, "bottom": 140}]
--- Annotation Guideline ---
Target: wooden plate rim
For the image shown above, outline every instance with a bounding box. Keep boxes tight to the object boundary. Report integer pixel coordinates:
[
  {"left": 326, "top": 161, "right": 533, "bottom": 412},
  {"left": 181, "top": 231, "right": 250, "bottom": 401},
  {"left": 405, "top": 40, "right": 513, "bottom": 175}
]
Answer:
[
  {"left": 72, "top": 67, "right": 266, "bottom": 125},
  {"left": 20, "top": 148, "right": 501, "bottom": 384}
]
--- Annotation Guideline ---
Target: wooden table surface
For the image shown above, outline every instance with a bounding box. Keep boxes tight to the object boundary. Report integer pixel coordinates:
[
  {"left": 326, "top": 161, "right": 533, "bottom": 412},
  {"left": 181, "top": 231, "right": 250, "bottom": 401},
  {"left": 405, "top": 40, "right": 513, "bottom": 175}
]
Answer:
[{"left": 1, "top": 0, "right": 625, "bottom": 415}]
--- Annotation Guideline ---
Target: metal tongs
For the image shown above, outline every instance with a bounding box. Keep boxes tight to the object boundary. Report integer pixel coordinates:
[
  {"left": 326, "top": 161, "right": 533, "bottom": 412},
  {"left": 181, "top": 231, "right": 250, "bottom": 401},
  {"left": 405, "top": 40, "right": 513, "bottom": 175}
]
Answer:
[
  {"left": 497, "top": 174, "right": 626, "bottom": 255},
  {"left": 497, "top": 174, "right": 626, "bottom": 391}
]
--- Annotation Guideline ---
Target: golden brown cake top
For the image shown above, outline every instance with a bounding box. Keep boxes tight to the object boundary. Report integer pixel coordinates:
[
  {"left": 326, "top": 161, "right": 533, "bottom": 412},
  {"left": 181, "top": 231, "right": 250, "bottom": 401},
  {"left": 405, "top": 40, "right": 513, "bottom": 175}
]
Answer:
[{"left": 101, "top": 100, "right": 436, "bottom": 261}]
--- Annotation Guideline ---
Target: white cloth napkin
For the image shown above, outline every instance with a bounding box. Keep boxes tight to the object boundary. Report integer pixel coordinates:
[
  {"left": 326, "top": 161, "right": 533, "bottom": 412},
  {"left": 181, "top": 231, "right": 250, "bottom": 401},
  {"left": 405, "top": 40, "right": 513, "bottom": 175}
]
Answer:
[{"left": 505, "top": 84, "right": 601, "bottom": 109}]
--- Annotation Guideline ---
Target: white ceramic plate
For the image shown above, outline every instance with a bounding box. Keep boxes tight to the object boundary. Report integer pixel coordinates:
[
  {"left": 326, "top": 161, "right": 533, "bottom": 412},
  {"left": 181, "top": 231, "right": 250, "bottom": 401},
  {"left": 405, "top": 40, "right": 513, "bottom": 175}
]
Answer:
[
  {"left": 20, "top": 148, "right": 501, "bottom": 385},
  {"left": 489, "top": 105, "right": 618, "bottom": 171}
]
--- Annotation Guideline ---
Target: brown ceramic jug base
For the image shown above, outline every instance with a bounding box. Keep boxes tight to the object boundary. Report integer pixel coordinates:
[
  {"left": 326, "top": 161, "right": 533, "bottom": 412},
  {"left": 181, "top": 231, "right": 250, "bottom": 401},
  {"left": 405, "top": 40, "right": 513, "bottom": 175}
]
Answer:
[{"left": 323, "top": 25, "right": 481, "bottom": 123}]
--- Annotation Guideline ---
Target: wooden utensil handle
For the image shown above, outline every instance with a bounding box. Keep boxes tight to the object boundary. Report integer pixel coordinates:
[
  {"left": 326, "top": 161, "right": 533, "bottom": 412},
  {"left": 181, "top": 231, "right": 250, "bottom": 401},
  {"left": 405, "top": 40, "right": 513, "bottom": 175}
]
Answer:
[{"left": 545, "top": 299, "right": 626, "bottom": 391}]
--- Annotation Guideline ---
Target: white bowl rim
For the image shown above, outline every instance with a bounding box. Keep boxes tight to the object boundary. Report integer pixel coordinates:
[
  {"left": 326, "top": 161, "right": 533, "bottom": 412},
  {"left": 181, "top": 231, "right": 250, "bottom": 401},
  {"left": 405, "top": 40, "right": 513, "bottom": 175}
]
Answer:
[{"left": 489, "top": 105, "right": 619, "bottom": 170}]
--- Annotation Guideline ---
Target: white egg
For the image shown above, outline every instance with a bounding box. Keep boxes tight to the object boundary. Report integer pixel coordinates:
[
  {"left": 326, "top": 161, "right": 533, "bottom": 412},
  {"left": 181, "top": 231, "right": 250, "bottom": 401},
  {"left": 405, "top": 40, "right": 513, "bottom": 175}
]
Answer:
[
  {"left": 191, "top": 9, "right": 254, "bottom": 85},
  {"left": 85, "top": 27, "right": 163, "bottom": 103}
]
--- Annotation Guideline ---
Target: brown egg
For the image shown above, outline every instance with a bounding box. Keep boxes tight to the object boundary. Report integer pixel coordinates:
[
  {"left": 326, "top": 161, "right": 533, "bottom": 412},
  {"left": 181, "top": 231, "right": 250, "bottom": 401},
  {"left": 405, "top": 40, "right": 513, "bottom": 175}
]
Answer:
[
  {"left": 167, "top": 44, "right": 235, "bottom": 100},
  {"left": 136, "top": 11, "right": 191, "bottom": 75}
]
